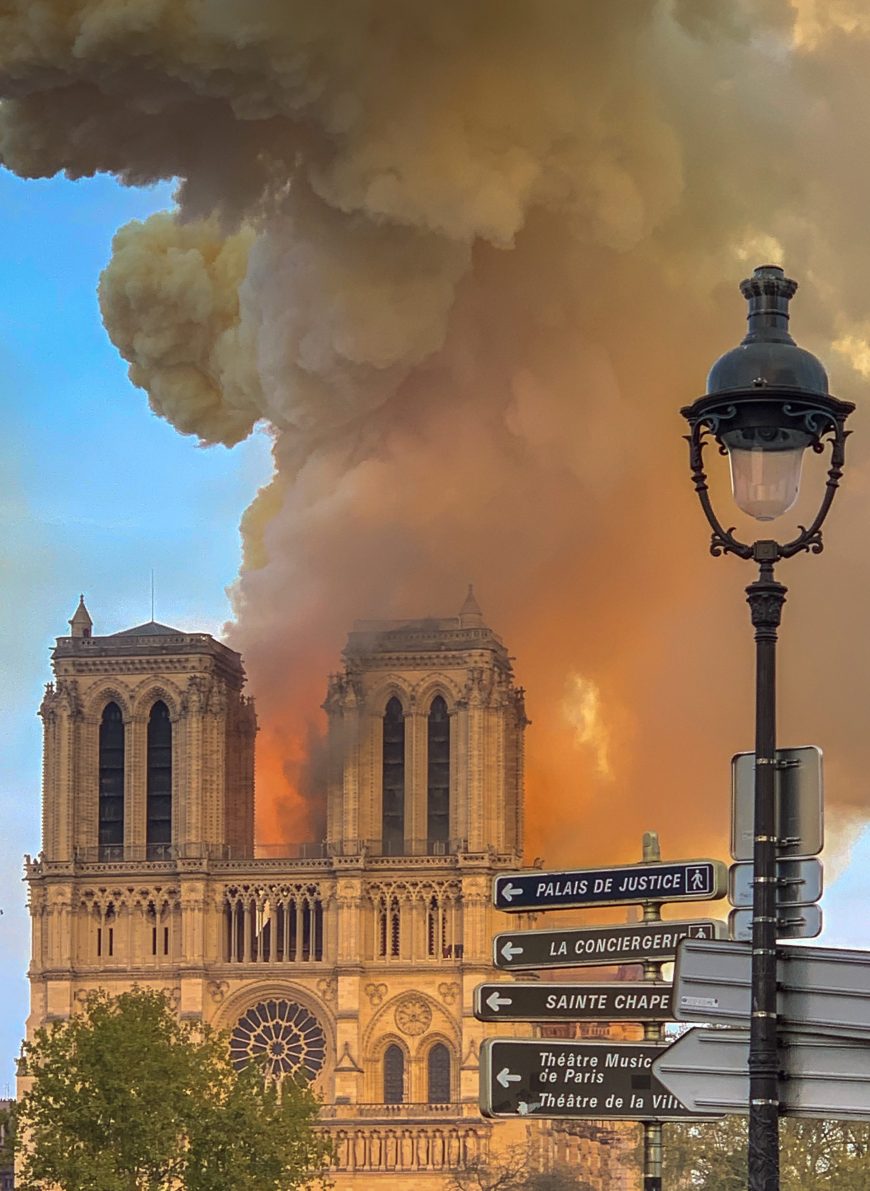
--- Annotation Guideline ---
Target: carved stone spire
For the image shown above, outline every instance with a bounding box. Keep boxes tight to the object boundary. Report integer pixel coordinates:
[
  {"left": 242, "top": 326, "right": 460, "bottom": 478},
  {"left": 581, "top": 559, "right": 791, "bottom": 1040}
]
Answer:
[
  {"left": 458, "top": 583, "right": 483, "bottom": 627},
  {"left": 68, "top": 595, "right": 93, "bottom": 639}
]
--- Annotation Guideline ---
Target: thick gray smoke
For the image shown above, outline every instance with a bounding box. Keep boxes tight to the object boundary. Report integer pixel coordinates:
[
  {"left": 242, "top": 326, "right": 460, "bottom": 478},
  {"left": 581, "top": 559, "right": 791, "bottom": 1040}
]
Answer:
[{"left": 3, "top": 1, "right": 870, "bottom": 868}]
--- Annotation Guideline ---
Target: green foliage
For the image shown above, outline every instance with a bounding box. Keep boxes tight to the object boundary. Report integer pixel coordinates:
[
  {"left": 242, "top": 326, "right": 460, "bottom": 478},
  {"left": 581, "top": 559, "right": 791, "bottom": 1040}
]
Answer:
[
  {"left": 661, "top": 1115, "right": 870, "bottom": 1190},
  {"left": 661, "top": 1116, "right": 747, "bottom": 1190},
  {"left": 16, "top": 988, "right": 333, "bottom": 1191},
  {"left": 0, "top": 1099, "right": 16, "bottom": 1169}
]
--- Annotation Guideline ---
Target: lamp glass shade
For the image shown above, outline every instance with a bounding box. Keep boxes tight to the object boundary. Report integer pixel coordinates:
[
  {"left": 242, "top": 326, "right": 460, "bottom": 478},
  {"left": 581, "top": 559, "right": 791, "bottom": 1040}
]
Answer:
[
  {"left": 719, "top": 423, "right": 812, "bottom": 521},
  {"left": 726, "top": 442, "right": 806, "bottom": 521}
]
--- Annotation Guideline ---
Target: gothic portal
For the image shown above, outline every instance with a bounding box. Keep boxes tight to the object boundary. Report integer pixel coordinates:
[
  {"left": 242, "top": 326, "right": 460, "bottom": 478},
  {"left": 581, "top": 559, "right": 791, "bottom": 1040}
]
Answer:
[{"left": 25, "top": 591, "right": 634, "bottom": 1190}]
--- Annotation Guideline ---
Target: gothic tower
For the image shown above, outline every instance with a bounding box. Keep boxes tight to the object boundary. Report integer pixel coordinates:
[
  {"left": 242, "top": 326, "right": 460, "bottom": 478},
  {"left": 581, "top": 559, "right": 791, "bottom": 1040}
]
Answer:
[
  {"left": 25, "top": 593, "right": 635, "bottom": 1189},
  {"left": 324, "top": 586, "right": 524, "bottom": 860},
  {"left": 30, "top": 606, "right": 256, "bottom": 1024}
]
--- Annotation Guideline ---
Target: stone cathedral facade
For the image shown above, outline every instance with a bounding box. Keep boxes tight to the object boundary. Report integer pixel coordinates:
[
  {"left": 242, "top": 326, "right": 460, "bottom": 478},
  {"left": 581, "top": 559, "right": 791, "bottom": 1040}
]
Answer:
[{"left": 25, "top": 592, "right": 635, "bottom": 1190}]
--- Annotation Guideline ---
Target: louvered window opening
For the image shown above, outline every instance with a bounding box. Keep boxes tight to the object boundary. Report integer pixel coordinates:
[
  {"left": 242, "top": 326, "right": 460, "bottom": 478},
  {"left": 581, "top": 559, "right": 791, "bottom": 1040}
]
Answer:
[
  {"left": 427, "top": 696, "right": 450, "bottom": 844},
  {"left": 146, "top": 701, "right": 172, "bottom": 850},
  {"left": 382, "top": 697, "right": 405, "bottom": 853},
  {"left": 98, "top": 702, "right": 124, "bottom": 852}
]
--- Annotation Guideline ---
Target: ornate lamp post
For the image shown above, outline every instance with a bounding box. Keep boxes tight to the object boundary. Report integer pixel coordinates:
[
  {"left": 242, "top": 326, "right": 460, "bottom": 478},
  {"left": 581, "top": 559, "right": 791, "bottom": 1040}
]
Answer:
[{"left": 681, "top": 265, "right": 854, "bottom": 1191}]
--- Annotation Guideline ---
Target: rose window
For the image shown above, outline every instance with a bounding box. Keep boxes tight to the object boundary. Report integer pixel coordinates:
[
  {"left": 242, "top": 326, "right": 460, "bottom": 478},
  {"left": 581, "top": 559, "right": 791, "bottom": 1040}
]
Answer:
[
  {"left": 394, "top": 995, "right": 432, "bottom": 1036},
  {"left": 230, "top": 999, "right": 326, "bottom": 1081}
]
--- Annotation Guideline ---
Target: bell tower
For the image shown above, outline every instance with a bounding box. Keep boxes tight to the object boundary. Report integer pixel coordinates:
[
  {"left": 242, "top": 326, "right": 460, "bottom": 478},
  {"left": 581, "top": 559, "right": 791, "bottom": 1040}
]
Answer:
[
  {"left": 38, "top": 600, "right": 256, "bottom": 865},
  {"left": 323, "top": 586, "right": 527, "bottom": 858}
]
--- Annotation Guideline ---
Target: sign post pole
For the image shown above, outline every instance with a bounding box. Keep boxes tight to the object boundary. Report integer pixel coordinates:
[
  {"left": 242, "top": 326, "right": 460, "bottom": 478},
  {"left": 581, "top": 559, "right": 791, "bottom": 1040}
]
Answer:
[
  {"left": 641, "top": 832, "right": 664, "bottom": 1191},
  {"left": 746, "top": 560, "right": 785, "bottom": 1191}
]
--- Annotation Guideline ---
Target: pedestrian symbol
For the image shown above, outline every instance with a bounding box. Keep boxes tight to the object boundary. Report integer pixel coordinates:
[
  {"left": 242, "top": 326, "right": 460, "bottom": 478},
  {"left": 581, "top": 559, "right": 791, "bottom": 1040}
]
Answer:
[{"left": 687, "top": 866, "right": 711, "bottom": 894}]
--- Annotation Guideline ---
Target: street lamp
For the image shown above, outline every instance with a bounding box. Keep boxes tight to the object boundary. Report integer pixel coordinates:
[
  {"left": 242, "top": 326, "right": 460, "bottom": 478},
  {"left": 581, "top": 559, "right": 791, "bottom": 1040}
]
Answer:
[{"left": 681, "top": 265, "right": 854, "bottom": 1191}]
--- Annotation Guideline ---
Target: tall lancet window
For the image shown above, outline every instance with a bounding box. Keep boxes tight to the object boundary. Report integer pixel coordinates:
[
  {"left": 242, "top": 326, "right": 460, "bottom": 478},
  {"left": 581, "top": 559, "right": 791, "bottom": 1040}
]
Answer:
[
  {"left": 98, "top": 702, "right": 124, "bottom": 855},
  {"left": 384, "top": 1044, "right": 405, "bottom": 1104},
  {"left": 147, "top": 701, "right": 172, "bottom": 853},
  {"left": 427, "top": 695, "right": 450, "bottom": 847},
  {"left": 427, "top": 1043, "right": 451, "bottom": 1104},
  {"left": 382, "top": 697, "right": 405, "bottom": 854}
]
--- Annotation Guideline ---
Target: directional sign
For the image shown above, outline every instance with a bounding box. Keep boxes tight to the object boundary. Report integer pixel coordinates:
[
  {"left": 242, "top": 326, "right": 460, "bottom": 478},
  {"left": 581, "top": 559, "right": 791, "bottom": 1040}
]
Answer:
[
  {"left": 674, "top": 938, "right": 870, "bottom": 1038},
  {"left": 728, "top": 857, "right": 823, "bottom": 908},
  {"left": 493, "top": 860, "right": 726, "bottom": 913},
  {"left": 731, "top": 745, "right": 823, "bottom": 861},
  {"left": 728, "top": 903, "right": 822, "bottom": 942},
  {"left": 480, "top": 1038, "right": 712, "bottom": 1121},
  {"left": 653, "top": 1027, "right": 870, "bottom": 1121},
  {"left": 474, "top": 982, "right": 673, "bottom": 1023},
  {"left": 493, "top": 919, "right": 726, "bottom": 970}
]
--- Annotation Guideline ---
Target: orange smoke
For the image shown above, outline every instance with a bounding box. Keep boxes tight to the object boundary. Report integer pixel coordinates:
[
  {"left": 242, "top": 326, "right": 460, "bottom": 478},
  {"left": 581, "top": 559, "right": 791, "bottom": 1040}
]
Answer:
[{"left": 3, "top": 2, "right": 870, "bottom": 869}]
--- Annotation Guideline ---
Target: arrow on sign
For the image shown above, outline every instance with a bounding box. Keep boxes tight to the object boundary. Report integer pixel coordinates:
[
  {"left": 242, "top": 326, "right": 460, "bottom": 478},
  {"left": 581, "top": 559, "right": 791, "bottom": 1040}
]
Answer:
[
  {"left": 497, "top": 1068, "right": 522, "bottom": 1088},
  {"left": 486, "top": 992, "right": 513, "bottom": 1013},
  {"left": 500, "top": 883, "right": 524, "bottom": 902},
  {"left": 500, "top": 941, "right": 524, "bottom": 962}
]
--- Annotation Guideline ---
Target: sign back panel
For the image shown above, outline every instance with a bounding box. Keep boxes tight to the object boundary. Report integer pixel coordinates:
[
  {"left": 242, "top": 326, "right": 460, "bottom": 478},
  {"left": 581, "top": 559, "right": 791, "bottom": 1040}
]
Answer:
[
  {"left": 674, "top": 937, "right": 870, "bottom": 1038},
  {"left": 653, "top": 1027, "right": 870, "bottom": 1121},
  {"left": 731, "top": 746, "right": 823, "bottom": 861}
]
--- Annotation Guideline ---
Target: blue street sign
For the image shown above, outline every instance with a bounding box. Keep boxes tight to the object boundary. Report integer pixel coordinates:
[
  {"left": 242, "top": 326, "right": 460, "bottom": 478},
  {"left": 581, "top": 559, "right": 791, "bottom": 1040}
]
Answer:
[{"left": 493, "top": 859, "right": 727, "bottom": 913}]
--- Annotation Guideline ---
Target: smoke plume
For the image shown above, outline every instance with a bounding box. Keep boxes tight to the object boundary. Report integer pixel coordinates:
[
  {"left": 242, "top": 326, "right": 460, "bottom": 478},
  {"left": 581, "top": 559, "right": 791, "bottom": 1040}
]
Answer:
[{"left": 4, "top": 1, "right": 870, "bottom": 869}]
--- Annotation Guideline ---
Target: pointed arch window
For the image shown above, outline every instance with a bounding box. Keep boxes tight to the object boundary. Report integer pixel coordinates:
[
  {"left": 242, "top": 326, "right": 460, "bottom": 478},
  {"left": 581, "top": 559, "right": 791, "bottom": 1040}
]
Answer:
[
  {"left": 427, "top": 1043, "right": 451, "bottom": 1104},
  {"left": 147, "top": 701, "right": 172, "bottom": 853},
  {"left": 98, "top": 702, "right": 124, "bottom": 855},
  {"left": 382, "top": 697, "right": 405, "bottom": 854},
  {"left": 427, "top": 695, "right": 450, "bottom": 846},
  {"left": 376, "top": 895, "right": 401, "bottom": 959},
  {"left": 426, "top": 894, "right": 448, "bottom": 958},
  {"left": 384, "top": 1044, "right": 405, "bottom": 1104}
]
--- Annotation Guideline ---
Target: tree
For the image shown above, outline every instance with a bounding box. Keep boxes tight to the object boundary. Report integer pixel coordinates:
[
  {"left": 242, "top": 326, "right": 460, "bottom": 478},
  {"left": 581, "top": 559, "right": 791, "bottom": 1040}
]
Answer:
[
  {"left": 659, "top": 1116, "right": 870, "bottom": 1190},
  {"left": 15, "top": 988, "right": 333, "bottom": 1191},
  {"left": 448, "top": 1143, "right": 594, "bottom": 1191},
  {"left": 0, "top": 1098, "right": 15, "bottom": 1181},
  {"left": 661, "top": 1116, "right": 747, "bottom": 1189}
]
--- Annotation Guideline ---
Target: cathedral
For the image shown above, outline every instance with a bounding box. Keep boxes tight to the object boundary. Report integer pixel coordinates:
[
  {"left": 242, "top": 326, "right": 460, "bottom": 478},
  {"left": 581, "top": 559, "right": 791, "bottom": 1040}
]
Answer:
[{"left": 24, "top": 591, "right": 635, "bottom": 1190}]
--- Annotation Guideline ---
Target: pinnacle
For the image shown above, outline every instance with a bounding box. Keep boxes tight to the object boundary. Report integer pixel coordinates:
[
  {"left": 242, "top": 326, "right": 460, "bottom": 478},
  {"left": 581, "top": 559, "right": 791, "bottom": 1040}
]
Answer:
[
  {"left": 68, "top": 594, "right": 93, "bottom": 637},
  {"left": 459, "top": 583, "right": 483, "bottom": 623}
]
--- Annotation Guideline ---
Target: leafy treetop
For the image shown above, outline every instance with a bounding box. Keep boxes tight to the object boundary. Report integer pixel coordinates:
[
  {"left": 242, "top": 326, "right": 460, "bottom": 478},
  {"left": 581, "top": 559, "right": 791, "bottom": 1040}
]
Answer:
[{"left": 14, "top": 987, "right": 333, "bottom": 1191}]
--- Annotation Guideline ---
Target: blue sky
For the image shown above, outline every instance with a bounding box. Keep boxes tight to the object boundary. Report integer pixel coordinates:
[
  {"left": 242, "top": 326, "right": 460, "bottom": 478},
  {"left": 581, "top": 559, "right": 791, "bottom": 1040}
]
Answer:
[
  {"left": 0, "top": 167, "right": 272, "bottom": 1087},
  {"left": 1, "top": 165, "right": 868, "bottom": 1092}
]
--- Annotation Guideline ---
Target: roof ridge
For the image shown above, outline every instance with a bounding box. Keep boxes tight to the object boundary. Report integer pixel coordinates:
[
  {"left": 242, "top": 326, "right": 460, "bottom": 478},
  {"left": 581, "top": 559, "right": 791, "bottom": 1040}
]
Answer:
[{"left": 110, "top": 620, "right": 185, "bottom": 638}]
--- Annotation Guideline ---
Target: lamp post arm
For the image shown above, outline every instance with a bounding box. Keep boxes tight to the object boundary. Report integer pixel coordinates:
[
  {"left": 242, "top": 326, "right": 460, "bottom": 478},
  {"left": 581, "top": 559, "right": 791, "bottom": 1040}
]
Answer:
[
  {"left": 685, "top": 423, "right": 753, "bottom": 560},
  {"left": 780, "top": 421, "right": 851, "bottom": 559}
]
